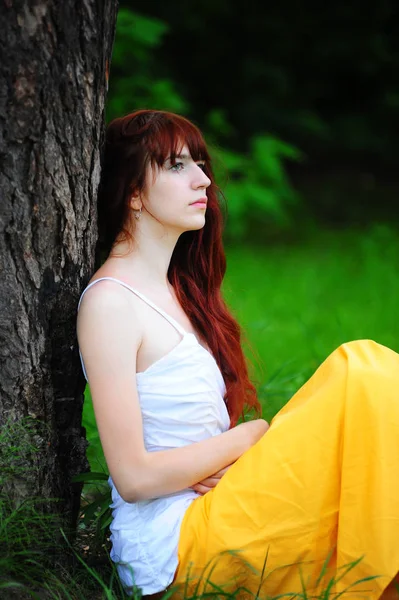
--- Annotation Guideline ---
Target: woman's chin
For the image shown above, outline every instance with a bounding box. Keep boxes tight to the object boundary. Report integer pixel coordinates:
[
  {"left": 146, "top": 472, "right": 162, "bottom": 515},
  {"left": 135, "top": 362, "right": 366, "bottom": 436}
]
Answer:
[
  {"left": 181, "top": 216, "right": 206, "bottom": 232},
  {"left": 189, "top": 222, "right": 206, "bottom": 232},
  {"left": 189, "top": 214, "right": 206, "bottom": 231}
]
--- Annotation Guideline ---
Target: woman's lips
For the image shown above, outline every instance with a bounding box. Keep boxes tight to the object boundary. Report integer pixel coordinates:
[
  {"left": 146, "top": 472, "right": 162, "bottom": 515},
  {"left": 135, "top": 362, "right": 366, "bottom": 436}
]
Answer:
[{"left": 190, "top": 198, "right": 207, "bottom": 207}]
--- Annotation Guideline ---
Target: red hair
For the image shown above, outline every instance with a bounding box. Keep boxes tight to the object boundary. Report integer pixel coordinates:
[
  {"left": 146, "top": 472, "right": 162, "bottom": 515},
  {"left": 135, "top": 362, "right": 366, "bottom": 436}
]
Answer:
[{"left": 97, "top": 109, "right": 260, "bottom": 426}]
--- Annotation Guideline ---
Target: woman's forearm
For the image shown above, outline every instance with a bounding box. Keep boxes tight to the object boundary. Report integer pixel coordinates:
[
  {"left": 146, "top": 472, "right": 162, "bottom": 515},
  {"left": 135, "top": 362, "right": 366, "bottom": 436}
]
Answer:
[{"left": 122, "top": 419, "right": 269, "bottom": 502}]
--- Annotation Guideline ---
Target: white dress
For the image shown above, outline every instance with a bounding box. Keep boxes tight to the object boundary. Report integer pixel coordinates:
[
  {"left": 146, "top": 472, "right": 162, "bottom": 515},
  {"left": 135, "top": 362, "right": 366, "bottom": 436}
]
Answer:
[{"left": 78, "top": 277, "right": 230, "bottom": 595}]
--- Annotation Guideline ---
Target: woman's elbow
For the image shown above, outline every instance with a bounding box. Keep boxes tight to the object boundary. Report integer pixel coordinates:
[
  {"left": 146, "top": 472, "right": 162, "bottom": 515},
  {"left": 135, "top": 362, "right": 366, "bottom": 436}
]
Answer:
[
  {"left": 113, "top": 455, "right": 152, "bottom": 503},
  {"left": 117, "top": 483, "right": 135, "bottom": 503},
  {"left": 116, "top": 480, "right": 146, "bottom": 503},
  {"left": 116, "top": 470, "right": 153, "bottom": 503}
]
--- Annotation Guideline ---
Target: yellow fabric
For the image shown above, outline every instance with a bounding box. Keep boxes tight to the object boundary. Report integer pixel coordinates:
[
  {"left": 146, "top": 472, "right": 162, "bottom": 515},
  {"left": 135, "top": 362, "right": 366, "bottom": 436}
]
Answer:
[{"left": 173, "top": 340, "right": 399, "bottom": 599}]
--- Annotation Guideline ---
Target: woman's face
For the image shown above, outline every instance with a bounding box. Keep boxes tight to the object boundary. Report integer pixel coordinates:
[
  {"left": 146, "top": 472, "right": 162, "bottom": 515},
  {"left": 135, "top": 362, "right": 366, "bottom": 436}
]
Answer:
[{"left": 139, "top": 144, "right": 211, "bottom": 233}]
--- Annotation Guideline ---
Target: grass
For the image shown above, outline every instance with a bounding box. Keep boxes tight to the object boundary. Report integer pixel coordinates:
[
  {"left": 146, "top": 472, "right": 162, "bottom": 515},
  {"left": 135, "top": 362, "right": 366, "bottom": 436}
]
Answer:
[
  {"left": 223, "top": 223, "right": 399, "bottom": 419},
  {"left": 0, "top": 501, "right": 382, "bottom": 600}
]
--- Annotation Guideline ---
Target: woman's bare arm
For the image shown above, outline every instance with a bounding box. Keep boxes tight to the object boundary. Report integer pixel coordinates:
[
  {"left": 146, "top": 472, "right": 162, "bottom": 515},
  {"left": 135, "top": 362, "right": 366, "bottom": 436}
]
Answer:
[
  {"left": 137, "top": 419, "right": 267, "bottom": 501},
  {"left": 77, "top": 283, "right": 268, "bottom": 503}
]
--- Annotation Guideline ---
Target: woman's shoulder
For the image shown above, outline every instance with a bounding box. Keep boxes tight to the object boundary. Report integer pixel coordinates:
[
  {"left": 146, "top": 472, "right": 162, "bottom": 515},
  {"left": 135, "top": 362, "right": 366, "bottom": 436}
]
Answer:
[
  {"left": 77, "top": 267, "right": 144, "bottom": 333},
  {"left": 76, "top": 277, "right": 144, "bottom": 359},
  {"left": 79, "top": 277, "right": 130, "bottom": 311}
]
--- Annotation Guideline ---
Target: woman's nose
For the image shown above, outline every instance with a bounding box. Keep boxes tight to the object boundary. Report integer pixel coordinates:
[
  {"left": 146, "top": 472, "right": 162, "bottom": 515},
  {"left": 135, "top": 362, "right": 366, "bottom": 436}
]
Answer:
[{"left": 193, "top": 166, "right": 211, "bottom": 189}]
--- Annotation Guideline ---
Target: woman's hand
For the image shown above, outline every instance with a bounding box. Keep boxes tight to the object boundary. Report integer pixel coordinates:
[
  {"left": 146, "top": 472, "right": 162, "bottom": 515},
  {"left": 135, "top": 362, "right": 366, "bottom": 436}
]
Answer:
[{"left": 190, "top": 464, "right": 233, "bottom": 495}]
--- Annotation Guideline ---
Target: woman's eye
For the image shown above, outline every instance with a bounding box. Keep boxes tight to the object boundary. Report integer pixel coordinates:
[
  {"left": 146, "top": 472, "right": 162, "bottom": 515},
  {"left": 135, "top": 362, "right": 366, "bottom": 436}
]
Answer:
[
  {"left": 197, "top": 162, "right": 206, "bottom": 172},
  {"left": 170, "top": 162, "right": 184, "bottom": 172}
]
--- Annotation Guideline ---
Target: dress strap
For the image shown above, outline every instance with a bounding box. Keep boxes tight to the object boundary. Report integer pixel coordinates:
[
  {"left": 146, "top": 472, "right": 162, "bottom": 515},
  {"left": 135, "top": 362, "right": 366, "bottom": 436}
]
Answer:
[{"left": 77, "top": 276, "right": 187, "bottom": 336}]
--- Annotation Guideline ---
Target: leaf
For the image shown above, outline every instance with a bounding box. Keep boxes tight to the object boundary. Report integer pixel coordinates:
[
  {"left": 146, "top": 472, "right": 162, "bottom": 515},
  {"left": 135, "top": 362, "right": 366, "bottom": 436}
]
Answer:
[
  {"left": 117, "top": 10, "right": 168, "bottom": 48},
  {"left": 72, "top": 471, "right": 109, "bottom": 483},
  {"left": 100, "top": 514, "right": 112, "bottom": 529},
  {"left": 97, "top": 497, "right": 112, "bottom": 519},
  {"left": 82, "top": 500, "right": 102, "bottom": 524}
]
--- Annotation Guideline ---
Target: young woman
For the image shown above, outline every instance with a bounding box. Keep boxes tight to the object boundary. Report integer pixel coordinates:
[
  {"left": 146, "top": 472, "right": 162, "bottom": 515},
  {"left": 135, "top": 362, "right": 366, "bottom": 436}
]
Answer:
[{"left": 77, "top": 109, "right": 399, "bottom": 600}]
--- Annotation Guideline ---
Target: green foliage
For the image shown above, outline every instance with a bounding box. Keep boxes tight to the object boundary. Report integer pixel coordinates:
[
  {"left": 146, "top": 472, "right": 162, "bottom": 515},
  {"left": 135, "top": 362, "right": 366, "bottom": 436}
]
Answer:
[
  {"left": 172, "top": 550, "right": 379, "bottom": 600},
  {"left": 82, "top": 388, "right": 106, "bottom": 473},
  {"left": 0, "top": 418, "right": 61, "bottom": 593},
  {"left": 72, "top": 471, "right": 112, "bottom": 547},
  {"left": 0, "top": 417, "right": 119, "bottom": 597},
  {"left": 106, "top": 8, "right": 303, "bottom": 241},
  {"left": 0, "top": 506, "right": 128, "bottom": 598},
  {"left": 107, "top": 9, "right": 189, "bottom": 120},
  {"left": 122, "top": 1, "right": 399, "bottom": 162},
  {"left": 212, "top": 135, "right": 303, "bottom": 239},
  {"left": 0, "top": 495, "right": 61, "bottom": 590},
  {"left": 75, "top": 390, "right": 111, "bottom": 547},
  {"left": 0, "top": 538, "right": 381, "bottom": 600}
]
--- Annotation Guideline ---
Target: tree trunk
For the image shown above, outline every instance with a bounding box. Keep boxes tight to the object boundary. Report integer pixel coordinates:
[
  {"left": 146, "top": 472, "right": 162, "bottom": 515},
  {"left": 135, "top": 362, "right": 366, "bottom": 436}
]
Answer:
[{"left": 0, "top": 0, "right": 118, "bottom": 532}]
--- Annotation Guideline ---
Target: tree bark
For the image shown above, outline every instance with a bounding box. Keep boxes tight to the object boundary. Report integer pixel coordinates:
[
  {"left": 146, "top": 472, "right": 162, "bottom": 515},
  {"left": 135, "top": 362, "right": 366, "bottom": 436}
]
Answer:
[{"left": 0, "top": 0, "right": 118, "bottom": 532}]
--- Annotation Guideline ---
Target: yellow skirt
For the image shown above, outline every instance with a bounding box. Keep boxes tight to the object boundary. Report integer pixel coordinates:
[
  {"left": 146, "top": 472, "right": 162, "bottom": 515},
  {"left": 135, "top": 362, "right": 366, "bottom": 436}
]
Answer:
[{"left": 173, "top": 340, "right": 399, "bottom": 599}]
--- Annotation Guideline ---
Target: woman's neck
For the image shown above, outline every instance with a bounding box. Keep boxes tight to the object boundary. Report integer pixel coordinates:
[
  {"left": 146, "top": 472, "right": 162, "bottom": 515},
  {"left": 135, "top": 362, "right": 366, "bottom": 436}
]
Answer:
[{"left": 109, "top": 234, "right": 178, "bottom": 290}]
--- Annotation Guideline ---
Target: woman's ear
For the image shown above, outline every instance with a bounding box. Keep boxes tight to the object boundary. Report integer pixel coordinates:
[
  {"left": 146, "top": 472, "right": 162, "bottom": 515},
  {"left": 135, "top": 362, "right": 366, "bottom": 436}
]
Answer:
[
  {"left": 128, "top": 185, "right": 142, "bottom": 211},
  {"left": 129, "top": 194, "right": 142, "bottom": 211}
]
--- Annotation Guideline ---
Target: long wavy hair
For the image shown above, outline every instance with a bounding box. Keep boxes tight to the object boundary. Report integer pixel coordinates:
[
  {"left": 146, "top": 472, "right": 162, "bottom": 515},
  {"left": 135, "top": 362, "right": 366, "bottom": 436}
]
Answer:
[{"left": 97, "top": 109, "right": 260, "bottom": 426}]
